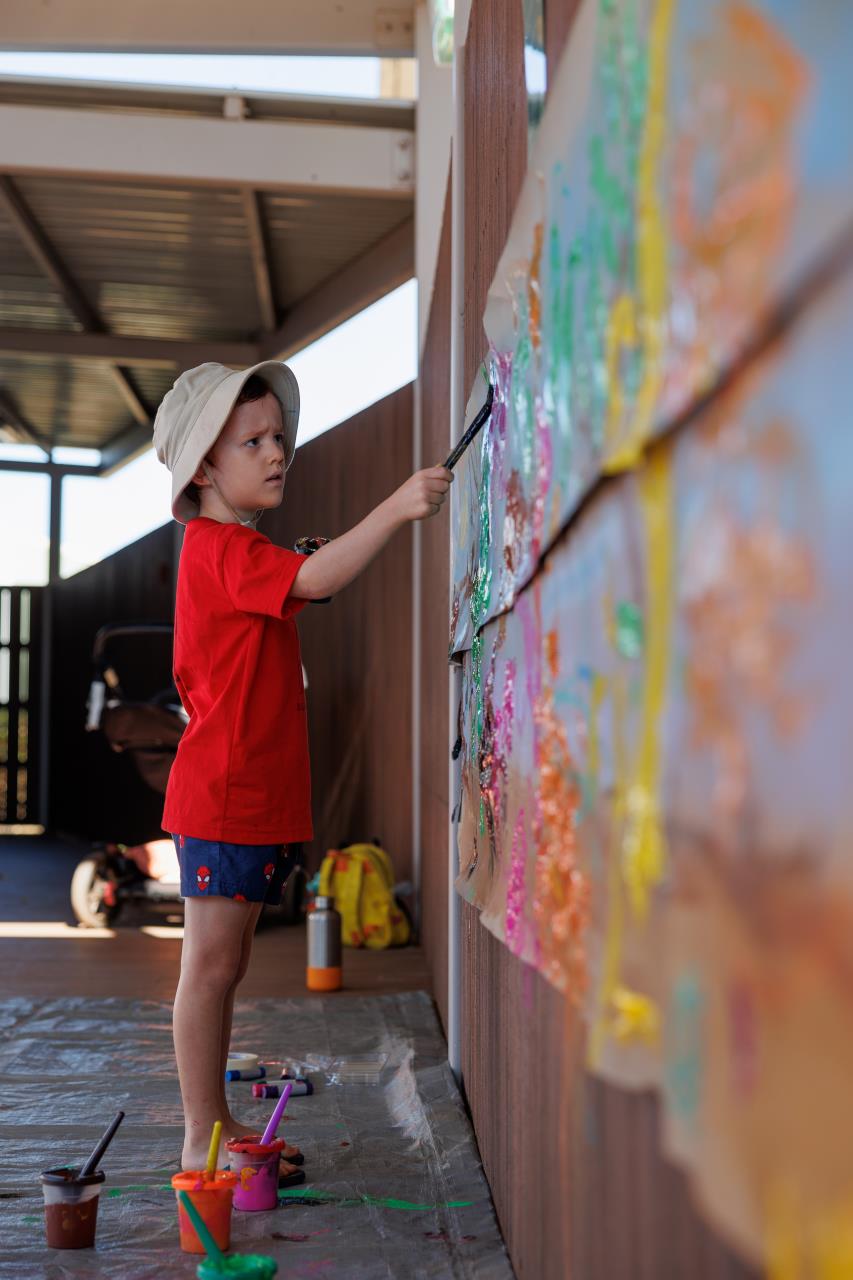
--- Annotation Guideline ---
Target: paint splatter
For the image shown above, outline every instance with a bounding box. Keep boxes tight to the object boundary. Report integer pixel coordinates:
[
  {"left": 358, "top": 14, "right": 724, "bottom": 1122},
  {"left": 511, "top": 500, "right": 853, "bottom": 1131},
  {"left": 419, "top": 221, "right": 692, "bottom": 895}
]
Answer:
[
  {"left": 666, "top": 972, "right": 706, "bottom": 1124},
  {"left": 504, "top": 807, "right": 528, "bottom": 956},
  {"left": 278, "top": 1188, "right": 475, "bottom": 1212},
  {"left": 532, "top": 629, "right": 590, "bottom": 998}
]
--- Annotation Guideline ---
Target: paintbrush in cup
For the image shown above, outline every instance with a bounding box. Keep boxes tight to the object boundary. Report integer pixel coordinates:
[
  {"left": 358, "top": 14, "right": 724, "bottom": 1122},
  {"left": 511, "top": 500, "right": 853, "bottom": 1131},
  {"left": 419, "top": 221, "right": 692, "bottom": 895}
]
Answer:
[
  {"left": 79, "top": 1110, "right": 125, "bottom": 1178},
  {"left": 205, "top": 1120, "right": 223, "bottom": 1182},
  {"left": 177, "top": 1190, "right": 226, "bottom": 1269},
  {"left": 260, "top": 1083, "right": 292, "bottom": 1146}
]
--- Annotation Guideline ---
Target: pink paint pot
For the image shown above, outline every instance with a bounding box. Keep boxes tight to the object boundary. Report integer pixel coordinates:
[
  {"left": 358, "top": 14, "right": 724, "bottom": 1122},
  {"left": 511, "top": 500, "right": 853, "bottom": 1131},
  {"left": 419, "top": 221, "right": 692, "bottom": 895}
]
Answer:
[{"left": 225, "top": 1135, "right": 285, "bottom": 1212}]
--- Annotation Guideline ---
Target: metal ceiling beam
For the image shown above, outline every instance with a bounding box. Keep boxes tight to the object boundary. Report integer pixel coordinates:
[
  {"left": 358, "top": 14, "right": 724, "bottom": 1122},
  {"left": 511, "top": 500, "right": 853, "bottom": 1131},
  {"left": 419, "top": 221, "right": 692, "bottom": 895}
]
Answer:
[
  {"left": 0, "top": 329, "right": 260, "bottom": 368},
  {"left": 0, "top": 177, "right": 154, "bottom": 431},
  {"left": 0, "top": 176, "right": 100, "bottom": 330},
  {"left": 106, "top": 366, "right": 153, "bottom": 427},
  {"left": 260, "top": 216, "right": 414, "bottom": 361},
  {"left": 0, "top": 105, "right": 414, "bottom": 197},
  {"left": 0, "top": 387, "right": 52, "bottom": 454},
  {"left": 98, "top": 422, "right": 156, "bottom": 477},
  {"left": 0, "top": 457, "right": 99, "bottom": 476},
  {"left": 242, "top": 190, "right": 278, "bottom": 334},
  {"left": 0, "top": 1, "right": 415, "bottom": 55}
]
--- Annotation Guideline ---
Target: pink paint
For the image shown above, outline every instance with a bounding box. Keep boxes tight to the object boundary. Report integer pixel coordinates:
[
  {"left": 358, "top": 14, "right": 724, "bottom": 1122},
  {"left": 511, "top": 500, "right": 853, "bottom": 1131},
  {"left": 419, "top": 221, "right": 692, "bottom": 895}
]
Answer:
[
  {"left": 505, "top": 808, "right": 528, "bottom": 957},
  {"left": 728, "top": 980, "right": 758, "bottom": 1098},
  {"left": 225, "top": 1135, "right": 286, "bottom": 1212},
  {"left": 530, "top": 397, "right": 554, "bottom": 565}
]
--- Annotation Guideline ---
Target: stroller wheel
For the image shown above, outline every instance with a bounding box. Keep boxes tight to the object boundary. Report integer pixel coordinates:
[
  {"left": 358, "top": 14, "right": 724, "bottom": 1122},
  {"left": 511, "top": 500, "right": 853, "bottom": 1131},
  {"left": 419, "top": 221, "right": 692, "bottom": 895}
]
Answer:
[{"left": 70, "top": 858, "right": 119, "bottom": 929}]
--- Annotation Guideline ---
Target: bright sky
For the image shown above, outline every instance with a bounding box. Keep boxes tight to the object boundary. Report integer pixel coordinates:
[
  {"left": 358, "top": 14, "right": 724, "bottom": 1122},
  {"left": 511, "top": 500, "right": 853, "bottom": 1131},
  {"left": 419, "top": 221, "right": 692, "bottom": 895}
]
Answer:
[{"left": 0, "top": 53, "right": 418, "bottom": 586}]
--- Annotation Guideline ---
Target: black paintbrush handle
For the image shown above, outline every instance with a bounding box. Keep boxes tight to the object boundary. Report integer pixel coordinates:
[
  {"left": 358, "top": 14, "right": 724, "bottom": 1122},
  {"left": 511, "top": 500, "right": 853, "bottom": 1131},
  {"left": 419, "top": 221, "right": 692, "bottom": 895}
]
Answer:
[
  {"left": 79, "top": 1110, "right": 125, "bottom": 1177},
  {"left": 444, "top": 383, "right": 494, "bottom": 471}
]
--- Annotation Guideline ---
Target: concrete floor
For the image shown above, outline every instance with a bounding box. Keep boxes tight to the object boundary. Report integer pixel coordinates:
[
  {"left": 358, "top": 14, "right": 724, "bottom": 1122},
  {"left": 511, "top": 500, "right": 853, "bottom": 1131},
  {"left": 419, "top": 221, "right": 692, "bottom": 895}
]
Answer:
[
  {"left": 0, "top": 836, "right": 431, "bottom": 1001},
  {"left": 0, "top": 837, "right": 514, "bottom": 1278}
]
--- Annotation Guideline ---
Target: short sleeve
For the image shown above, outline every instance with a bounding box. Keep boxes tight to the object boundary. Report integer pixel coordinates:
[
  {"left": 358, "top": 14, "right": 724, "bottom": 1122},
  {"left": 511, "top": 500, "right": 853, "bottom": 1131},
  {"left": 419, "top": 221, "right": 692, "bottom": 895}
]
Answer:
[{"left": 219, "top": 525, "right": 306, "bottom": 619}]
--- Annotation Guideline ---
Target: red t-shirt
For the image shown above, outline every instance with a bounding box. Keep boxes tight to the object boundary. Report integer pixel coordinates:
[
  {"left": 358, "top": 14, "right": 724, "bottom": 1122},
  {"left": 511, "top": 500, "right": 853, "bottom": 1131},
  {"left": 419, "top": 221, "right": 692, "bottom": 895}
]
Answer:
[{"left": 162, "top": 517, "right": 313, "bottom": 844}]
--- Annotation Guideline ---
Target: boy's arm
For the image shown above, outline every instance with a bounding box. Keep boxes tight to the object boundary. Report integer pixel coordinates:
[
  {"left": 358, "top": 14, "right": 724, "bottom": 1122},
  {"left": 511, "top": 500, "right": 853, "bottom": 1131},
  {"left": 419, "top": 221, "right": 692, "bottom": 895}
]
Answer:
[{"left": 291, "top": 465, "right": 452, "bottom": 601}]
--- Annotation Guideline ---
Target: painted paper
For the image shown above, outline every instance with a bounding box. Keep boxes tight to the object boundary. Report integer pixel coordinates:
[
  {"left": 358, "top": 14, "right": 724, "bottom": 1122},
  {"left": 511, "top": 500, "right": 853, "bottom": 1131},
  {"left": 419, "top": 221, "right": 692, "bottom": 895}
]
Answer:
[
  {"left": 455, "top": 258, "right": 853, "bottom": 1263},
  {"left": 450, "top": 0, "right": 853, "bottom": 655}
]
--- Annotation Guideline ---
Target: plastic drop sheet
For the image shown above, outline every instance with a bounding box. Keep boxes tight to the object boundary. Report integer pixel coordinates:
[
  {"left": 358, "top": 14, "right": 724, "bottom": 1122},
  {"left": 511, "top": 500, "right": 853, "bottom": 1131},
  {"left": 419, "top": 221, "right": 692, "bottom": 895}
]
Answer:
[{"left": 0, "top": 993, "right": 513, "bottom": 1279}]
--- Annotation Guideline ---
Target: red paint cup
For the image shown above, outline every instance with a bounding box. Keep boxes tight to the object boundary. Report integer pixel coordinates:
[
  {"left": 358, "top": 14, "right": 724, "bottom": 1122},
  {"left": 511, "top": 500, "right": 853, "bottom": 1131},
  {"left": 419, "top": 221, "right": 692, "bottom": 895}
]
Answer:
[
  {"left": 41, "top": 1167, "right": 105, "bottom": 1249},
  {"left": 171, "top": 1169, "right": 237, "bottom": 1253},
  {"left": 225, "top": 1135, "right": 285, "bottom": 1212}
]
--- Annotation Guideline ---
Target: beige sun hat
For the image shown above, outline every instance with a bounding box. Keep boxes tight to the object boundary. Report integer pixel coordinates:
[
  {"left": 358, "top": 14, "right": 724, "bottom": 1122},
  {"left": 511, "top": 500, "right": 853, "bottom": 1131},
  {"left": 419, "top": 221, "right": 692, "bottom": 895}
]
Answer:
[{"left": 153, "top": 360, "right": 300, "bottom": 524}]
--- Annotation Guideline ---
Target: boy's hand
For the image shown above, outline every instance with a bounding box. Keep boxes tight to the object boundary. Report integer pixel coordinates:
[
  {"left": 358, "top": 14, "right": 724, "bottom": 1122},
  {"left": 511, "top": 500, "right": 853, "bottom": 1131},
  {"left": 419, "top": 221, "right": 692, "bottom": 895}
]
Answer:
[{"left": 389, "top": 466, "right": 454, "bottom": 523}]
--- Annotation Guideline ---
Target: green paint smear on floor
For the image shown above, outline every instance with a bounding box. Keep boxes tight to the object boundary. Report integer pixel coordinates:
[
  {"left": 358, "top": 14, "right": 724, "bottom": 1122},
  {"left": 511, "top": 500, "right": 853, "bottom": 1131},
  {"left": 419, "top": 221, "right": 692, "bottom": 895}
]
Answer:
[
  {"left": 107, "top": 1184, "right": 161, "bottom": 1197},
  {"left": 278, "top": 1188, "right": 474, "bottom": 1212},
  {"left": 102, "top": 1184, "right": 475, "bottom": 1213}
]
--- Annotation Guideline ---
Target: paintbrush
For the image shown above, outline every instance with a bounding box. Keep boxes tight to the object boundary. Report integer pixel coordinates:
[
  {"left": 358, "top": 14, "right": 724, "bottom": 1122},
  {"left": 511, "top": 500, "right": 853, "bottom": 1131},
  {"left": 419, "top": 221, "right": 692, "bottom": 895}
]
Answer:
[
  {"left": 79, "top": 1109, "right": 124, "bottom": 1177},
  {"left": 444, "top": 381, "right": 494, "bottom": 471}
]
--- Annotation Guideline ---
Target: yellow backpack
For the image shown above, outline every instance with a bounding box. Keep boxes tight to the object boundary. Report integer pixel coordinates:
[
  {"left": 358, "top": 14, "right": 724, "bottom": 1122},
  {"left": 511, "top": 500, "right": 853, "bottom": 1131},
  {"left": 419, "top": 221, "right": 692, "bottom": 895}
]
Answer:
[{"left": 317, "top": 843, "right": 411, "bottom": 949}]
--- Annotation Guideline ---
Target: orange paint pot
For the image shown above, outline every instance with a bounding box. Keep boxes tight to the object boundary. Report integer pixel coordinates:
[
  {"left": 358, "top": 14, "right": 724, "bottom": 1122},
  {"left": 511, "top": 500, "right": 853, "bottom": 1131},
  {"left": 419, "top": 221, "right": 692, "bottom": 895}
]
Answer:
[{"left": 171, "top": 1170, "right": 237, "bottom": 1254}]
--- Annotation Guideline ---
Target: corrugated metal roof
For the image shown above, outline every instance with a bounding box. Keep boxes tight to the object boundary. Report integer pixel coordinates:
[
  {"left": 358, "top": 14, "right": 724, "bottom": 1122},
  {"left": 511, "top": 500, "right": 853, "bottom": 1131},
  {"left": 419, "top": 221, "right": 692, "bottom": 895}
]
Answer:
[{"left": 0, "top": 77, "right": 414, "bottom": 458}]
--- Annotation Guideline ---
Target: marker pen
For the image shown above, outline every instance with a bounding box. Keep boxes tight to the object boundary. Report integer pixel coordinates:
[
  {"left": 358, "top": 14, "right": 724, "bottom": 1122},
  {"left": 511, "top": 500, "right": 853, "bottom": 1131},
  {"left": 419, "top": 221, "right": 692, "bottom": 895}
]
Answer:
[{"left": 224, "top": 1066, "right": 267, "bottom": 1082}]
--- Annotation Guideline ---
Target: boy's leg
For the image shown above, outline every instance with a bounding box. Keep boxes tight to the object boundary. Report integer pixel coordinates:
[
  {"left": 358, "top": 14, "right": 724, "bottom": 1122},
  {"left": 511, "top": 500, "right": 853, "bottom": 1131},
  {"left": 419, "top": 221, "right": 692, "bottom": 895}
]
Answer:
[
  {"left": 218, "top": 903, "right": 262, "bottom": 1124},
  {"left": 174, "top": 896, "right": 253, "bottom": 1170},
  {"left": 215, "top": 905, "right": 304, "bottom": 1165}
]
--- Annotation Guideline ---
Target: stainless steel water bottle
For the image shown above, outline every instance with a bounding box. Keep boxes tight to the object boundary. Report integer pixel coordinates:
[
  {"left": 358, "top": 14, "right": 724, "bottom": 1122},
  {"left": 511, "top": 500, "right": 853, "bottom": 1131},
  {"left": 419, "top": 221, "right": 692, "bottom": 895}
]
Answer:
[{"left": 306, "top": 895, "right": 342, "bottom": 991}]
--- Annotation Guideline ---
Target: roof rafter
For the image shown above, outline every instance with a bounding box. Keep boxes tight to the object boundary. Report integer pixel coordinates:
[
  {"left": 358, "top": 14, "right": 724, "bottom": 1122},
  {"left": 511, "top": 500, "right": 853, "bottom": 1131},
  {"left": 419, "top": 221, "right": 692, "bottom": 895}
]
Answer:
[
  {"left": 0, "top": 0, "right": 416, "bottom": 56},
  {"left": 260, "top": 216, "right": 414, "bottom": 361},
  {"left": 0, "top": 329, "right": 260, "bottom": 367},
  {"left": 242, "top": 189, "right": 278, "bottom": 335},
  {"left": 0, "top": 176, "right": 153, "bottom": 429},
  {"left": 0, "top": 385, "right": 52, "bottom": 454},
  {"left": 0, "top": 105, "right": 414, "bottom": 197}
]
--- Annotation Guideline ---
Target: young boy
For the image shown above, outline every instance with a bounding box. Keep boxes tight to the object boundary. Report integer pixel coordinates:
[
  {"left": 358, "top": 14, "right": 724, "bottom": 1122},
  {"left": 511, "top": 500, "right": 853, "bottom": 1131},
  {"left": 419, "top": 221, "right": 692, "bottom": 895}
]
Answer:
[{"left": 153, "top": 360, "right": 451, "bottom": 1171}]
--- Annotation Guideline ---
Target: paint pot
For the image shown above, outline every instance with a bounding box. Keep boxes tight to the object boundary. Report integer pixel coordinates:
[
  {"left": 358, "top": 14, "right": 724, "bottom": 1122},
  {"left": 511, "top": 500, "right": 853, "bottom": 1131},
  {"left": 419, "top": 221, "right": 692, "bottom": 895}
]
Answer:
[
  {"left": 172, "top": 1170, "right": 237, "bottom": 1253},
  {"left": 197, "top": 1254, "right": 278, "bottom": 1279},
  {"left": 225, "top": 1135, "right": 285, "bottom": 1212},
  {"left": 41, "top": 1167, "right": 105, "bottom": 1250}
]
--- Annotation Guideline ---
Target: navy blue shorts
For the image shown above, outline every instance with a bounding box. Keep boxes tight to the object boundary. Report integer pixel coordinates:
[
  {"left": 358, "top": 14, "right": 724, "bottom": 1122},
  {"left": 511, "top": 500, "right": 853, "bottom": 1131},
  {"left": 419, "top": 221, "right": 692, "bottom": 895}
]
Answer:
[{"left": 171, "top": 834, "right": 296, "bottom": 905}]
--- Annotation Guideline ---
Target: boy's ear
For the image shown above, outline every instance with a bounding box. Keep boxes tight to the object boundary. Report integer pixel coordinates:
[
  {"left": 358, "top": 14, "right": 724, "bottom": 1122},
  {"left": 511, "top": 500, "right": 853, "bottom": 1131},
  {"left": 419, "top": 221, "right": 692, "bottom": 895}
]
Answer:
[{"left": 191, "top": 460, "right": 211, "bottom": 487}]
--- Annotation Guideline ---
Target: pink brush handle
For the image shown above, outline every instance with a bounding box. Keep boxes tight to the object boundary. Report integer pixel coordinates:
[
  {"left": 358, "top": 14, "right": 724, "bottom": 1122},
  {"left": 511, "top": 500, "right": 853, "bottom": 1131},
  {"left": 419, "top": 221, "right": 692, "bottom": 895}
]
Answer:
[{"left": 260, "top": 1082, "right": 293, "bottom": 1145}]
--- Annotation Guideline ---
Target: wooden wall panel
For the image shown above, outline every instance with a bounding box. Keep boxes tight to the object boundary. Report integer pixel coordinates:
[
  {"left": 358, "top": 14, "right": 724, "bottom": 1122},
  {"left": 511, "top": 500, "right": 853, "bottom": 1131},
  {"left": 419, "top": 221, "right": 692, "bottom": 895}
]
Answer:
[
  {"left": 418, "top": 167, "right": 454, "bottom": 1030},
  {"left": 264, "top": 384, "right": 414, "bottom": 879},
  {"left": 545, "top": 0, "right": 583, "bottom": 82},
  {"left": 463, "top": 0, "right": 528, "bottom": 394}
]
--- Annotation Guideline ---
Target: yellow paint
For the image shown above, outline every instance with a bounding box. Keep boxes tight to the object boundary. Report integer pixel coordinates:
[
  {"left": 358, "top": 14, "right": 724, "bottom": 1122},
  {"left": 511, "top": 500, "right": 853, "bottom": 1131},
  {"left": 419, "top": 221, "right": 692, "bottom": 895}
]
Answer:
[
  {"left": 604, "top": 0, "right": 677, "bottom": 472},
  {"left": 766, "top": 1180, "right": 853, "bottom": 1280},
  {"left": 603, "top": 293, "right": 638, "bottom": 458},
  {"left": 609, "top": 986, "right": 661, "bottom": 1044},
  {"left": 587, "top": 674, "right": 628, "bottom": 1070},
  {"left": 622, "top": 441, "right": 673, "bottom": 918}
]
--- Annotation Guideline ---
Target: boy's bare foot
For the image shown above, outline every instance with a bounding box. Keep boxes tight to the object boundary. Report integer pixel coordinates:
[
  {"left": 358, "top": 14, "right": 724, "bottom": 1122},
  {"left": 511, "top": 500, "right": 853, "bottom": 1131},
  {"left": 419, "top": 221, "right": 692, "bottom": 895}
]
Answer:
[{"left": 180, "top": 1123, "right": 303, "bottom": 1173}]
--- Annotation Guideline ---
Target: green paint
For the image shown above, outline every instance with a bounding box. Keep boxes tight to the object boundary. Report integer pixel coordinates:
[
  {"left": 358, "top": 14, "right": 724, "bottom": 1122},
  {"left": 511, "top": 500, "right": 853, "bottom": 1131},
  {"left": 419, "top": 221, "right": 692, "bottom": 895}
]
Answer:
[
  {"left": 615, "top": 601, "right": 644, "bottom": 659},
  {"left": 107, "top": 1184, "right": 160, "bottom": 1197},
  {"left": 278, "top": 1187, "right": 474, "bottom": 1212}
]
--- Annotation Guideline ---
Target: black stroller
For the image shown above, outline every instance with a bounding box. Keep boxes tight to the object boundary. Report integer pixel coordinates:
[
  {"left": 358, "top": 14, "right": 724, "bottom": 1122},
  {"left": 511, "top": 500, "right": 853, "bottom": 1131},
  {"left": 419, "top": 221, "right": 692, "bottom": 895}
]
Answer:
[
  {"left": 70, "top": 622, "right": 306, "bottom": 928},
  {"left": 70, "top": 623, "right": 188, "bottom": 927}
]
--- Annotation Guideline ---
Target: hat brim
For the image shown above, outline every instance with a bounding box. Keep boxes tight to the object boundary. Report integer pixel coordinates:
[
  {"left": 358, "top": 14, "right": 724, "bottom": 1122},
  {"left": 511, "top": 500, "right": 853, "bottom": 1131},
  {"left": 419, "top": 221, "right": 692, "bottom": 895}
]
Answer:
[{"left": 171, "top": 360, "right": 300, "bottom": 523}]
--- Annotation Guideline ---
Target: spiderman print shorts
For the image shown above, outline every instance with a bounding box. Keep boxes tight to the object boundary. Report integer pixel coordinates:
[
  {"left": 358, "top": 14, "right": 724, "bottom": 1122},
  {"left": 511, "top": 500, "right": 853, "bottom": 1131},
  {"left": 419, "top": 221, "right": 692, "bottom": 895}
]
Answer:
[{"left": 171, "top": 834, "right": 297, "bottom": 905}]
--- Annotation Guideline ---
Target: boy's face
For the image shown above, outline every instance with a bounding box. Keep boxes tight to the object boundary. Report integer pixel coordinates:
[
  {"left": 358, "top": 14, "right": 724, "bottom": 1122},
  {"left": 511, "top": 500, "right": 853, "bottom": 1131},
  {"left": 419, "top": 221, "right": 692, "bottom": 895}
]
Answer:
[{"left": 195, "top": 392, "right": 287, "bottom": 516}]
